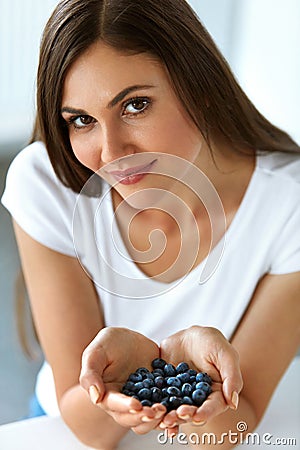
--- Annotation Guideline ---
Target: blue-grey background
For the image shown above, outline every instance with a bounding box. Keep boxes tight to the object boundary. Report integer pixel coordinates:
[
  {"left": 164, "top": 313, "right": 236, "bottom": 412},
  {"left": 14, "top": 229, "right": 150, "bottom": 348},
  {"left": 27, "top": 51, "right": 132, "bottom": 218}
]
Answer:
[{"left": 1, "top": 0, "right": 299, "bottom": 425}]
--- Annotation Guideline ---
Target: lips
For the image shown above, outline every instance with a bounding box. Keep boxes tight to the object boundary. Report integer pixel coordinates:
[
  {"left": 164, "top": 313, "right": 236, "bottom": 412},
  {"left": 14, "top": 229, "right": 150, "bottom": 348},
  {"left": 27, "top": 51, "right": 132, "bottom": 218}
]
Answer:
[{"left": 108, "top": 159, "right": 157, "bottom": 182}]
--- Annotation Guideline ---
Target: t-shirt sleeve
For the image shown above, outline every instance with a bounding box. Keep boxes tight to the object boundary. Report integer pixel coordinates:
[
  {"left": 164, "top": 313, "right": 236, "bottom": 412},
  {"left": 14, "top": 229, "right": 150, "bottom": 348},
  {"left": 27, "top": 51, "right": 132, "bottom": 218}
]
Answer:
[
  {"left": 1, "top": 142, "right": 77, "bottom": 257},
  {"left": 268, "top": 200, "right": 300, "bottom": 275}
]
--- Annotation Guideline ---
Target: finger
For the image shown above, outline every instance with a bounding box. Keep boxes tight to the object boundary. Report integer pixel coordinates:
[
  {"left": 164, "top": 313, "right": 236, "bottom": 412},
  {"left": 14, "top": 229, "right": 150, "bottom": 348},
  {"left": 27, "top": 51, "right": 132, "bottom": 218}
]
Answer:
[
  {"left": 79, "top": 341, "right": 108, "bottom": 402},
  {"left": 157, "top": 423, "right": 180, "bottom": 437},
  {"left": 101, "top": 391, "right": 142, "bottom": 413},
  {"left": 158, "top": 410, "right": 185, "bottom": 430},
  {"left": 111, "top": 408, "right": 156, "bottom": 428},
  {"left": 167, "top": 426, "right": 179, "bottom": 437},
  {"left": 215, "top": 344, "right": 243, "bottom": 409},
  {"left": 80, "top": 327, "right": 124, "bottom": 400},
  {"left": 155, "top": 424, "right": 180, "bottom": 438},
  {"left": 132, "top": 417, "right": 162, "bottom": 435},
  {"left": 176, "top": 404, "right": 197, "bottom": 421},
  {"left": 130, "top": 405, "right": 166, "bottom": 435},
  {"left": 191, "top": 390, "right": 228, "bottom": 424},
  {"left": 197, "top": 327, "right": 243, "bottom": 409}
]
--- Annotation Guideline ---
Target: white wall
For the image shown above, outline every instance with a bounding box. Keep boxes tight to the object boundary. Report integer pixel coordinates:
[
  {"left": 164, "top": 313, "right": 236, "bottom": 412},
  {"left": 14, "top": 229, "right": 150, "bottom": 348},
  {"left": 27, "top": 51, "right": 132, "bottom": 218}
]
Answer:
[
  {"left": 232, "top": 0, "right": 300, "bottom": 143},
  {"left": 188, "top": 0, "right": 237, "bottom": 61},
  {"left": 0, "top": 0, "right": 58, "bottom": 150}
]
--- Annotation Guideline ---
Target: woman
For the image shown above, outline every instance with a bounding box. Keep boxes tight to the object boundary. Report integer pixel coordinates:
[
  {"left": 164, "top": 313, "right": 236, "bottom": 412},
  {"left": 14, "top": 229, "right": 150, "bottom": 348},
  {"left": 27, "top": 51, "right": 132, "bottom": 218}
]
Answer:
[{"left": 2, "top": 0, "right": 300, "bottom": 448}]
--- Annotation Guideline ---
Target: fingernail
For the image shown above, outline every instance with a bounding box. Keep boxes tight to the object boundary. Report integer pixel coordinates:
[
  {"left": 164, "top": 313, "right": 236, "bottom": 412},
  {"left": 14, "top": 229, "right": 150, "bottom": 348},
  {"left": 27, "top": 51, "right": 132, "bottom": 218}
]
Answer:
[
  {"left": 154, "top": 410, "right": 165, "bottom": 419},
  {"left": 129, "top": 409, "right": 140, "bottom": 414},
  {"left": 141, "top": 416, "right": 154, "bottom": 422},
  {"left": 192, "top": 420, "right": 206, "bottom": 426},
  {"left": 153, "top": 405, "right": 165, "bottom": 413},
  {"left": 159, "top": 422, "right": 168, "bottom": 429},
  {"left": 89, "top": 385, "right": 100, "bottom": 404},
  {"left": 178, "top": 414, "right": 191, "bottom": 420},
  {"left": 169, "top": 422, "right": 178, "bottom": 427},
  {"left": 231, "top": 391, "right": 239, "bottom": 410}
]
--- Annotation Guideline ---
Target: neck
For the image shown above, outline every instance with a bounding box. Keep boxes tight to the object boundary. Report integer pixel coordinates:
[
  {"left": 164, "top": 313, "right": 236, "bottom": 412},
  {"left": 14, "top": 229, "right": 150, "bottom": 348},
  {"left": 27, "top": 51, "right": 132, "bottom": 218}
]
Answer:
[{"left": 113, "top": 139, "right": 255, "bottom": 233}]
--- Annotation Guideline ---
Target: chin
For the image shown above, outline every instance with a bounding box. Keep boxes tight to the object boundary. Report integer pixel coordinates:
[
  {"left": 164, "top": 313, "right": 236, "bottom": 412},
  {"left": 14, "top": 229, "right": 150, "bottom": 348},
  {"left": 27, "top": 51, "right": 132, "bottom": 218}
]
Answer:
[{"left": 118, "top": 187, "right": 161, "bottom": 210}]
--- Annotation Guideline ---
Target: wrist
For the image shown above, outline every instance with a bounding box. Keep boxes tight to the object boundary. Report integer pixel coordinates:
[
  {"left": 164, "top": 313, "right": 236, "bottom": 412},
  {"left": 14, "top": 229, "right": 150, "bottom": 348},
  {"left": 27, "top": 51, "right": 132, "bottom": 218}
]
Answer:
[{"left": 59, "top": 384, "right": 129, "bottom": 449}]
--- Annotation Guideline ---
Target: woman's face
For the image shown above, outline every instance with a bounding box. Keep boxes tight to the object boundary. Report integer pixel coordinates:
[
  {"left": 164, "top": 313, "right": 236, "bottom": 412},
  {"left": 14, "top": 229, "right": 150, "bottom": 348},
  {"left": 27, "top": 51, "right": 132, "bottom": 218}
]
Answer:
[{"left": 61, "top": 41, "right": 204, "bottom": 201}]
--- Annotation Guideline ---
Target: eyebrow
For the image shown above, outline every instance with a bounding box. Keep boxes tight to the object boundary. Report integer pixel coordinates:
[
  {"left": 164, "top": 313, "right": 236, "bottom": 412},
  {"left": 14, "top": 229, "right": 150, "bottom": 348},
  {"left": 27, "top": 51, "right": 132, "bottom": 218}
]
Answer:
[
  {"left": 107, "top": 84, "right": 154, "bottom": 108},
  {"left": 61, "top": 84, "right": 154, "bottom": 115},
  {"left": 61, "top": 106, "right": 88, "bottom": 115}
]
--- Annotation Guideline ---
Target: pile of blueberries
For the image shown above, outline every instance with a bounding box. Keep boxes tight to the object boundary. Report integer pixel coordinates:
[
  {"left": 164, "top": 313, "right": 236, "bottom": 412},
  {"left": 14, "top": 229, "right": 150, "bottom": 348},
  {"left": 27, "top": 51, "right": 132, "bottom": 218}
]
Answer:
[{"left": 121, "top": 358, "right": 212, "bottom": 411}]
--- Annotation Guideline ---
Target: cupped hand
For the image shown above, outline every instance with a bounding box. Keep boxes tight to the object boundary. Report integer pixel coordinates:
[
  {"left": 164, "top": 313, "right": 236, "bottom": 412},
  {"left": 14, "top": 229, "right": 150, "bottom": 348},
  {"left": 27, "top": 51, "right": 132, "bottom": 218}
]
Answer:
[
  {"left": 79, "top": 326, "right": 166, "bottom": 433},
  {"left": 159, "top": 326, "right": 243, "bottom": 428}
]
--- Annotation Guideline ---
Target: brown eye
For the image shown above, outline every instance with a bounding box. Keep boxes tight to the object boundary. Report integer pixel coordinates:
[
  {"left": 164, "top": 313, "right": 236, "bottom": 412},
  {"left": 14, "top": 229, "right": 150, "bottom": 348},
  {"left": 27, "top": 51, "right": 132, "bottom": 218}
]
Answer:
[
  {"left": 123, "top": 97, "right": 150, "bottom": 115},
  {"left": 132, "top": 99, "right": 147, "bottom": 110},
  {"left": 73, "top": 115, "right": 94, "bottom": 127}
]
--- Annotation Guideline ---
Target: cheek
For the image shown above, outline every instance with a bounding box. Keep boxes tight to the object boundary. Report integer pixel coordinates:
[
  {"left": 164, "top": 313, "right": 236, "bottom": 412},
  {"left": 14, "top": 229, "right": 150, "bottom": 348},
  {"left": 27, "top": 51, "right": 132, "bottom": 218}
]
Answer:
[
  {"left": 70, "top": 135, "right": 100, "bottom": 172},
  {"left": 158, "top": 115, "right": 202, "bottom": 158}
]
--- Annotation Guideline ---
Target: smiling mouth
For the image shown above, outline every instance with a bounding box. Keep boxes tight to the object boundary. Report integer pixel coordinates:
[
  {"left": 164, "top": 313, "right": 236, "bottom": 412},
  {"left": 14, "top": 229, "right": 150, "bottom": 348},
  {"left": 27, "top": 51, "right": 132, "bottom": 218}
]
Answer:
[{"left": 107, "top": 159, "right": 158, "bottom": 183}]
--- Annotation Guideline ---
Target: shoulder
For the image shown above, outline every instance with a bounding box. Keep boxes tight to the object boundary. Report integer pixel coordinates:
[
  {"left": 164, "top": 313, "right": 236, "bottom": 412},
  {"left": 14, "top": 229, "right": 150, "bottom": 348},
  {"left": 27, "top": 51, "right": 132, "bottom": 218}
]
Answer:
[
  {"left": 7, "top": 141, "right": 60, "bottom": 185},
  {"left": 2, "top": 142, "right": 78, "bottom": 256},
  {"left": 4, "top": 140, "right": 80, "bottom": 209},
  {"left": 257, "top": 151, "right": 300, "bottom": 187}
]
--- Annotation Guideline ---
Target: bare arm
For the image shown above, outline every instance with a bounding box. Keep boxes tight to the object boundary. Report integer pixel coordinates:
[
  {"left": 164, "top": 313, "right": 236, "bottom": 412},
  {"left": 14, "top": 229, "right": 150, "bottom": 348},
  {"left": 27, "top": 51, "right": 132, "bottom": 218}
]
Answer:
[
  {"left": 177, "top": 272, "right": 300, "bottom": 448},
  {"left": 13, "top": 221, "right": 129, "bottom": 450}
]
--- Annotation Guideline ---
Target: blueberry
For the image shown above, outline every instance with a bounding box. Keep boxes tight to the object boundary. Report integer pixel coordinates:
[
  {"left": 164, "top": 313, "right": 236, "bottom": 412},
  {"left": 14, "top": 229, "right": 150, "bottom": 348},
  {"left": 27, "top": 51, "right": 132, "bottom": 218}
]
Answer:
[
  {"left": 154, "top": 376, "right": 165, "bottom": 389},
  {"left": 128, "top": 391, "right": 138, "bottom": 397},
  {"left": 167, "top": 386, "right": 181, "bottom": 397},
  {"left": 182, "top": 396, "right": 194, "bottom": 405},
  {"left": 146, "top": 372, "right": 155, "bottom": 380},
  {"left": 152, "top": 369, "right": 164, "bottom": 378},
  {"left": 134, "top": 381, "right": 144, "bottom": 391},
  {"left": 152, "top": 358, "right": 167, "bottom": 370},
  {"left": 161, "top": 398, "right": 170, "bottom": 411},
  {"left": 169, "top": 396, "right": 182, "bottom": 409},
  {"left": 143, "top": 378, "right": 154, "bottom": 388},
  {"left": 195, "top": 372, "right": 205, "bottom": 383},
  {"left": 177, "top": 372, "right": 190, "bottom": 383},
  {"left": 151, "top": 387, "right": 163, "bottom": 403},
  {"left": 136, "top": 367, "right": 150, "bottom": 376},
  {"left": 129, "top": 372, "right": 143, "bottom": 383},
  {"left": 203, "top": 373, "right": 212, "bottom": 384},
  {"left": 195, "top": 381, "right": 212, "bottom": 395},
  {"left": 122, "top": 361, "right": 212, "bottom": 411},
  {"left": 176, "top": 362, "right": 189, "bottom": 373},
  {"left": 181, "top": 382, "right": 193, "bottom": 397},
  {"left": 122, "top": 389, "right": 133, "bottom": 396},
  {"left": 192, "top": 389, "right": 207, "bottom": 406},
  {"left": 162, "top": 387, "right": 169, "bottom": 397},
  {"left": 138, "top": 388, "right": 152, "bottom": 400},
  {"left": 166, "top": 377, "right": 182, "bottom": 388},
  {"left": 122, "top": 381, "right": 136, "bottom": 392},
  {"left": 164, "top": 364, "right": 177, "bottom": 377},
  {"left": 196, "top": 372, "right": 212, "bottom": 384},
  {"left": 141, "top": 399, "right": 152, "bottom": 407}
]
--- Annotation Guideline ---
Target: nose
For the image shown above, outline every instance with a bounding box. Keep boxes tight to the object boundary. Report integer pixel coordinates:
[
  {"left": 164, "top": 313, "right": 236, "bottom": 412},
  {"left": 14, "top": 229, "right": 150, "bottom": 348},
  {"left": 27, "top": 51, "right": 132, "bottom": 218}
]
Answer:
[{"left": 100, "top": 122, "right": 135, "bottom": 165}]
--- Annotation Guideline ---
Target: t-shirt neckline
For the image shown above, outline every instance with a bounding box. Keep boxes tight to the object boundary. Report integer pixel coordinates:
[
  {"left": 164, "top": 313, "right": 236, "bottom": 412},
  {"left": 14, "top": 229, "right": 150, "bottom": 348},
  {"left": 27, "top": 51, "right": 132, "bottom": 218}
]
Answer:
[{"left": 105, "top": 153, "right": 259, "bottom": 286}]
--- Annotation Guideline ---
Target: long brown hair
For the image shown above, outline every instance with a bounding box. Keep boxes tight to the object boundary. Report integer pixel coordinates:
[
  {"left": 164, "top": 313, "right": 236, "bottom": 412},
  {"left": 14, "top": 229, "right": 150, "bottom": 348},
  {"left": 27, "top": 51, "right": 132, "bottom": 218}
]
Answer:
[{"left": 32, "top": 0, "right": 299, "bottom": 193}]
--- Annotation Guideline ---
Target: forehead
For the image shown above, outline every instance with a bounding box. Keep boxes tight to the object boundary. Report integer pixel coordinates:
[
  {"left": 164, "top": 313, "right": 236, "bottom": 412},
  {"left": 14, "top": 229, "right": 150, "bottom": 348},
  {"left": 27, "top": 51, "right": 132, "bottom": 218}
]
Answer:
[{"left": 62, "top": 41, "right": 169, "bottom": 103}]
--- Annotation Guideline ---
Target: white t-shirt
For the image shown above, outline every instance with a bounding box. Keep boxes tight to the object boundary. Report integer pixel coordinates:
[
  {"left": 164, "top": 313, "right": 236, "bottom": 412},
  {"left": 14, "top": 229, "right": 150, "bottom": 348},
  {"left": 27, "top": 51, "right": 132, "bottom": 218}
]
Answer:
[{"left": 2, "top": 141, "right": 300, "bottom": 416}]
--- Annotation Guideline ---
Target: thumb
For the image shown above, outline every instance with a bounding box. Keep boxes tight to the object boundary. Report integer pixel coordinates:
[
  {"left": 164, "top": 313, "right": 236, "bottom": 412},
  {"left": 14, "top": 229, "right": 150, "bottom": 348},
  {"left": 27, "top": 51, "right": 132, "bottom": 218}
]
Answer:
[
  {"left": 216, "top": 344, "right": 243, "bottom": 410},
  {"left": 79, "top": 342, "right": 108, "bottom": 405}
]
